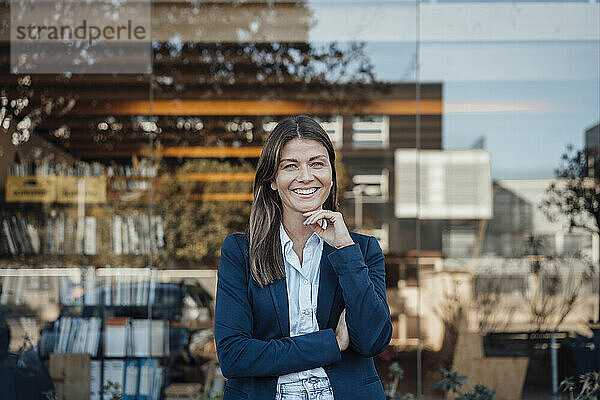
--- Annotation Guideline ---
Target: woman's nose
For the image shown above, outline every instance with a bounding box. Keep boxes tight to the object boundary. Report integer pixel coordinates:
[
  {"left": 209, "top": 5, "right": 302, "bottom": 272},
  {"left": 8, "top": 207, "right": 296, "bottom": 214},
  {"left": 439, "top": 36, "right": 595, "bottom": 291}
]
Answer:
[{"left": 296, "top": 164, "right": 314, "bottom": 181}]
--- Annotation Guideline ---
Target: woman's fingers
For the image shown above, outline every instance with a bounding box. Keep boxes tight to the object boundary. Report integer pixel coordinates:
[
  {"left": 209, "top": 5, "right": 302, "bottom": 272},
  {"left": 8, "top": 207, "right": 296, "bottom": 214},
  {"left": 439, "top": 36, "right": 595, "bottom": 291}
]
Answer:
[
  {"left": 303, "top": 210, "right": 324, "bottom": 226},
  {"left": 335, "top": 308, "right": 350, "bottom": 351},
  {"left": 302, "top": 210, "right": 340, "bottom": 226}
]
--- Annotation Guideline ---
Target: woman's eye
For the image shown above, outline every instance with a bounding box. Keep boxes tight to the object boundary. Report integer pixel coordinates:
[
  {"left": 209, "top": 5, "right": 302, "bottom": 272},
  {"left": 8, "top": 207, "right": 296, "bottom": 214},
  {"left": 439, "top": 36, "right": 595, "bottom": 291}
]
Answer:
[{"left": 283, "top": 162, "right": 323, "bottom": 169}]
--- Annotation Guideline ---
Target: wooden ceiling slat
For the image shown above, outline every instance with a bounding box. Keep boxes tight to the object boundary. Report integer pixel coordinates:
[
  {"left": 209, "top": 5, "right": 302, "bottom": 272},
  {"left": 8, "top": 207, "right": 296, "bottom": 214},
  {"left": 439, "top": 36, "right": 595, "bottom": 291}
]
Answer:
[
  {"left": 190, "top": 193, "right": 253, "bottom": 201},
  {"left": 146, "top": 146, "right": 263, "bottom": 158},
  {"left": 72, "top": 99, "right": 443, "bottom": 116},
  {"left": 177, "top": 172, "right": 255, "bottom": 181},
  {"left": 72, "top": 150, "right": 147, "bottom": 158},
  {"left": 60, "top": 145, "right": 261, "bottom": 159}
]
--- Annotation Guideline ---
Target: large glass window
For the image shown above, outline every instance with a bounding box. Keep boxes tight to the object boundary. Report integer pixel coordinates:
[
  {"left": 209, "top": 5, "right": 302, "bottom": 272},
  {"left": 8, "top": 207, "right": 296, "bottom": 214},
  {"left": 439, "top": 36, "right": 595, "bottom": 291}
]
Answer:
[
  {"left": 1, "top": 0, "right": 598, "bottom": 399},
  {"left": 418, "top": 1, "right": 599, "bottom": 399}
]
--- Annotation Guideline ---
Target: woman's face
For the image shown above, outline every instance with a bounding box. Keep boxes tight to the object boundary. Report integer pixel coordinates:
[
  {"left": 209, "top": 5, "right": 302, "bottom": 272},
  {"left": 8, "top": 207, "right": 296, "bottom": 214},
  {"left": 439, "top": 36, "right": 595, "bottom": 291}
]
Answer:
[{"left": 270, "top": 138, "right": 334, "bottom": 216}]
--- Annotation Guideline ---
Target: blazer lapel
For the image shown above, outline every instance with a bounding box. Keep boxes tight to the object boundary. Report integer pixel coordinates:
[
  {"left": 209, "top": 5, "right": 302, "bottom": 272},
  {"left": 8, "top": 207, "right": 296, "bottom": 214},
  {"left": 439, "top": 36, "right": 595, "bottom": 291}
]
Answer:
[
  {"left": 269, "top": 277, "right": 289, "bottom": 337},
  {"left": 317, "top": 241, "right": 339, "bottom": 330},
  {"left": 268, "top": 240, "right": 339, "bottom": 337}
]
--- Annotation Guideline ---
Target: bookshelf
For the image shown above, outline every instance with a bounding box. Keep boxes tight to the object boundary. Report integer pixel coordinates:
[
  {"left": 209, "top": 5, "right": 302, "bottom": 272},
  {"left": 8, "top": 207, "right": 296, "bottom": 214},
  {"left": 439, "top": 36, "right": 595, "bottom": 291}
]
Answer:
[
  {"left": 0, "top": 157, "right": 220, "bottom": 400},
  {"left": 2, "top": 159, "right": 164, "bottom": 260},
  {"left": 0, "top": 264, "right": 217, "bottom": 399},
  {"left": 0, "top": 265, "right": 184, "bottom": 400}
]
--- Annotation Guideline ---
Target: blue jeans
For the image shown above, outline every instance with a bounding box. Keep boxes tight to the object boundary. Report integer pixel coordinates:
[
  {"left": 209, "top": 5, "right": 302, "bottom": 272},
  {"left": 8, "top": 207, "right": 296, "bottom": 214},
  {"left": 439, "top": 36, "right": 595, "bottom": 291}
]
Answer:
[{"left": 275, "top": 376, "right": 335, "bottom": 400}]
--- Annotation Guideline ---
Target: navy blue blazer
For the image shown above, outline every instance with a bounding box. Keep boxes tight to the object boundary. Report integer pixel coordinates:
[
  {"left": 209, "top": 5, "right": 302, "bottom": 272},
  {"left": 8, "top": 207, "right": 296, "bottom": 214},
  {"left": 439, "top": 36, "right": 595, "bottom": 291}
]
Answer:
[{"left": 214, "top": 231, "right": 393, "bottom": 400}]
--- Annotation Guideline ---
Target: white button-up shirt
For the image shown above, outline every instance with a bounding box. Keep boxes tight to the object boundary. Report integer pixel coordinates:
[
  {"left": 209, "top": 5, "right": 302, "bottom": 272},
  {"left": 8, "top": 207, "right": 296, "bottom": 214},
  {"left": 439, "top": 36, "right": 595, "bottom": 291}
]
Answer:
[{"left": 277, "top": 220, "right": 330, "bottom": 384}]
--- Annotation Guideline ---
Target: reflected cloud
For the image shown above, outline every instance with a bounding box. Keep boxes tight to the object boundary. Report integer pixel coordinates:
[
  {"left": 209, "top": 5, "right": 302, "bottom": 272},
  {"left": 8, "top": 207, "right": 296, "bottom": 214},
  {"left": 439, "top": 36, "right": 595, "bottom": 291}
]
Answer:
[{"left": 445, "top": 101, "right": 555, "bottom": 114}]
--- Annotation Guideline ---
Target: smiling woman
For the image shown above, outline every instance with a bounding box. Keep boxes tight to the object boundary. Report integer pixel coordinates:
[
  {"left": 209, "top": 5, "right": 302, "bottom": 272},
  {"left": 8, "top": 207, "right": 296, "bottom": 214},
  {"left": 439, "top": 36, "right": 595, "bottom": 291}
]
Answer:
[
  {"left": 270, "top": 139, "right": 334, "bottom": 221},
  {"left": 248, "top": 115, "right": 341, "bottom": 288},
  {"left": 214, "top": 115, "right": 393, "bottom": 400}
]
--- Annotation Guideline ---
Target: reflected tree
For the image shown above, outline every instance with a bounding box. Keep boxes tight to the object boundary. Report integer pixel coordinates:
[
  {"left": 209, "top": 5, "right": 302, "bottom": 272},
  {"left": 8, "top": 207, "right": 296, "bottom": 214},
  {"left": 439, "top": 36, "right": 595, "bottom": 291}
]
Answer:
[
  {"left": 433, "top": 278, "right": 467, "bottom": 369},
  {"left": 433, "top": 276, "right": 516, "bottom": 369},
  {"left": 526, "top": 256, "right": 591, "bottom": 332},
  {"left": 0, "top": 75, "right": 77, "bottom": 147},
  {"left": 1, "top": 0, "right": 378, "bottom": 268},
  {"left": 2, "top": 0, "right": 383, "bottom": 152},
  {"left": 153, "top": 158, "right": 255, "bottom": 268},
  {"left": 473, "top": 276, "right": 517, "bottom": 334},
  {"left": 540, "top": 143, "right": 600, "bottom": 319}
]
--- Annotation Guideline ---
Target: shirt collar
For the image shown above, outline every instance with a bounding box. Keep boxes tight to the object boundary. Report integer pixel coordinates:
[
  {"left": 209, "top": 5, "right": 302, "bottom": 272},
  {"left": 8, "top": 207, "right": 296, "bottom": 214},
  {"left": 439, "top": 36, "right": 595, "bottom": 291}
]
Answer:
[{"left": 279, "top": 218, "right": 327, "bottom": 251}]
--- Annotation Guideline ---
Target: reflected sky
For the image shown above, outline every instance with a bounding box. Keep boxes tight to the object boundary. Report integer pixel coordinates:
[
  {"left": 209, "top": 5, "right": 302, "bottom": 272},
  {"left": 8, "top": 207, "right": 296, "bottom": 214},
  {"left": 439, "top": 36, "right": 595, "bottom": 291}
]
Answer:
[
  {"left": 306, "top": 0, "right": 599, "bottom": 180},
  {"left": 363, "top": 40, "right": 599, "bottom": 179}
]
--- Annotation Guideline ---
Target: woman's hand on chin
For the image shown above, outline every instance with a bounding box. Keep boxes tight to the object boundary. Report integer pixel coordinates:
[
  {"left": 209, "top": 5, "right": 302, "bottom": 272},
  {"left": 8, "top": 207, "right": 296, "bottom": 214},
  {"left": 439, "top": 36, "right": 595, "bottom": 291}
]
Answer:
[{"left": 302, "top": 210, "right": 354, "bottom": 249}]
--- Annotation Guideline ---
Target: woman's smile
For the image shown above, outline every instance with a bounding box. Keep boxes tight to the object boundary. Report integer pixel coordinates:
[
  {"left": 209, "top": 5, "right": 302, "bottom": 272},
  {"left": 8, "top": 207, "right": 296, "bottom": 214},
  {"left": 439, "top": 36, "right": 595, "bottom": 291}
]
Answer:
[{"left": 292, "top": 187, "right": 320, "bottom": 197}]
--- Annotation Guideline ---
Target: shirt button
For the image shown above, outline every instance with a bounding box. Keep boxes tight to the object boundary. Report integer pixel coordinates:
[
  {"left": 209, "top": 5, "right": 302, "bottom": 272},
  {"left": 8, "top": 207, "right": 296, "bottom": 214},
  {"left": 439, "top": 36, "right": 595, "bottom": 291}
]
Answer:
[{"left": 304, "top": 279, "right": 309, "bottom": 285}]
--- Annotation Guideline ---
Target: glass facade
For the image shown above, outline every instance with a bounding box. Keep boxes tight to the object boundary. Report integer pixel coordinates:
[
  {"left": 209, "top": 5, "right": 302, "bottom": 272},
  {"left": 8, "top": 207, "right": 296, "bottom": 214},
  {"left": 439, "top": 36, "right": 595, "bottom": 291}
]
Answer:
[{"left": 0, "top": 0, "right": 599, "bottom": 398}]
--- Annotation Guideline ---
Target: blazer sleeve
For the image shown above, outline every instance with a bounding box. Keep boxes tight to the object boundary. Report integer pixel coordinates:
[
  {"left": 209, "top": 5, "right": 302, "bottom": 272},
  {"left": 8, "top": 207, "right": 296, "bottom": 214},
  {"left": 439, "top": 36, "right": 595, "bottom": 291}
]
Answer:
[
  {"left": 214, "top": 234, "right": 342, "bottom": 379},
  {"left": 327, "top": 236, "right": 393, "bottom": 358}
]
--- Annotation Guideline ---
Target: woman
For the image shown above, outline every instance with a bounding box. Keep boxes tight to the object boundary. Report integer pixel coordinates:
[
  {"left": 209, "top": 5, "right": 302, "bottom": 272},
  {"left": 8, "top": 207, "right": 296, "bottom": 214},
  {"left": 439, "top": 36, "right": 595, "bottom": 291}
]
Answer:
[{"left": 215, "top": 115, "right": 392, "bottom": 400}]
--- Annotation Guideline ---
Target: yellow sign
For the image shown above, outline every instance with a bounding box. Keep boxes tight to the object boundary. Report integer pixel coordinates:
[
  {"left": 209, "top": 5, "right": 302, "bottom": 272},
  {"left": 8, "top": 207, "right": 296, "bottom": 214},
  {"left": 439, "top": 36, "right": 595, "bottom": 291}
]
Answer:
[
  {"left": 56, "top": 176, "right": 107, "bottom": 203},
  {"left": 5, "top": 176, "right": 56, "bottom": 203}
]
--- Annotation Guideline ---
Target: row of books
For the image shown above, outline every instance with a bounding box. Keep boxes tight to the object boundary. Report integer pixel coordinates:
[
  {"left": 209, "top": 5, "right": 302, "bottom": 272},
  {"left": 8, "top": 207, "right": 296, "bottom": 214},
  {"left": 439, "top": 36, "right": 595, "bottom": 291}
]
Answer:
[
  {"left": 0, "top": 211, "right": 165, "bottom": 256},
  {"left": 1, "top": 273, "right": 90, "bottom": 306},
  {"left": 0, "top": 212, "right": 97, "bottom": 256},
  {"left": 8, "top": 160, "right": 106, "bottom": 177},
  {"left": 50, "top": 316, "right": 170, "bottom": 358},
  {"left": 0, "top": 215, "right": 41, "bottom": 255},
  {"left": 105, "top": 317, "right": 170, "bottom": 357},
  {"left": 107, "top": 159, "right": 157, "bottom": 178},
  {"left": 46, "top": 212, "right": 98, "bottom": 255},
  {"left": 111, "top": 214, "right": 165, "bottom": 255},
  {"left": 0, "top": 272, "right": 60, "bottom": 306},
  {"left": 53, "top": 317, "right": 102, "bottom": 356},
  {"left": 8, "top": 160, "right": 156, "bottom": 179},
  {"left": 0, "top": 269, "right": 181, "bottom": 308},
  {"left": 84, "top": 267, "right": 155, "bottom": 307},
  {"left": 9, "top": 158, "right": 159, "bottom": 176},
  {"left": 91, "top": 358, "right": 164, "bottom": 400},
  {"left": 0, "top": 271, "right": 147, "bottom": 307},
  {"left": 107, "top": 158, "right": 157, "bottom": 193}
]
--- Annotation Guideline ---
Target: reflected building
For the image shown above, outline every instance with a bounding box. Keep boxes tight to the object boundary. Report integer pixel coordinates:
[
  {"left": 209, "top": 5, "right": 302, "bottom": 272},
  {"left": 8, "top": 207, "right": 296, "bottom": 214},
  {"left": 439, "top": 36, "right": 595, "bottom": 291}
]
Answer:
[
  {"left": 585, "top": 122, "right": 600, "bottom": 178},
  {"left": 387, "top": 149, "right": 494, "bottom": 349},
  {"left": 394, "top": 165, "right": 598, "bottom": 354},
  {"left": 392, "top": 177, "right": 597, "bottom": 352},
  {"left": 443, "top": 179, "right": 596, "bottom": 260},
  {"left": 0, "top": 0, "right": 598, "bottom": 397},
  {"left": 384, "top": 125, "right": 600, "bottom": 354},
  {"left": 0, "top": 0, "right": 443, "bottom": 376},
  {"left": 485, "top": 179, "right": 595, "bottom": 259}
]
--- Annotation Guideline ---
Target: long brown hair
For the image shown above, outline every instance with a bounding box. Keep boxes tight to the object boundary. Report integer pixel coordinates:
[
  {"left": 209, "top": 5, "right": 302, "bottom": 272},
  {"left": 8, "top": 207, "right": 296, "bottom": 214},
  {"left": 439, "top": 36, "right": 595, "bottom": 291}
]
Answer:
[{"left": 246, "top": 115, "right": 340, "bottom": 288}]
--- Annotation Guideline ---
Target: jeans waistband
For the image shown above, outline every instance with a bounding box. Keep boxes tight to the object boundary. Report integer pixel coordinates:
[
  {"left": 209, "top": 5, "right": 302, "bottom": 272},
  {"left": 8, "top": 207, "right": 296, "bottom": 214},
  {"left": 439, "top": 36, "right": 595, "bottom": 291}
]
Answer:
[{"left": 276, "top": 376, "right": 331, "bottom": 395}]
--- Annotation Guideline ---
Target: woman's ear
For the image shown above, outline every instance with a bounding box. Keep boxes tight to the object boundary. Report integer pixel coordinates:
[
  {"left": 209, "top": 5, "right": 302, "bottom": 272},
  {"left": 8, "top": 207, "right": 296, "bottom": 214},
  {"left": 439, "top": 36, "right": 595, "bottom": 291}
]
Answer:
[{"left": 271, "top": 181, "right": 277, "bottom": 190}]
